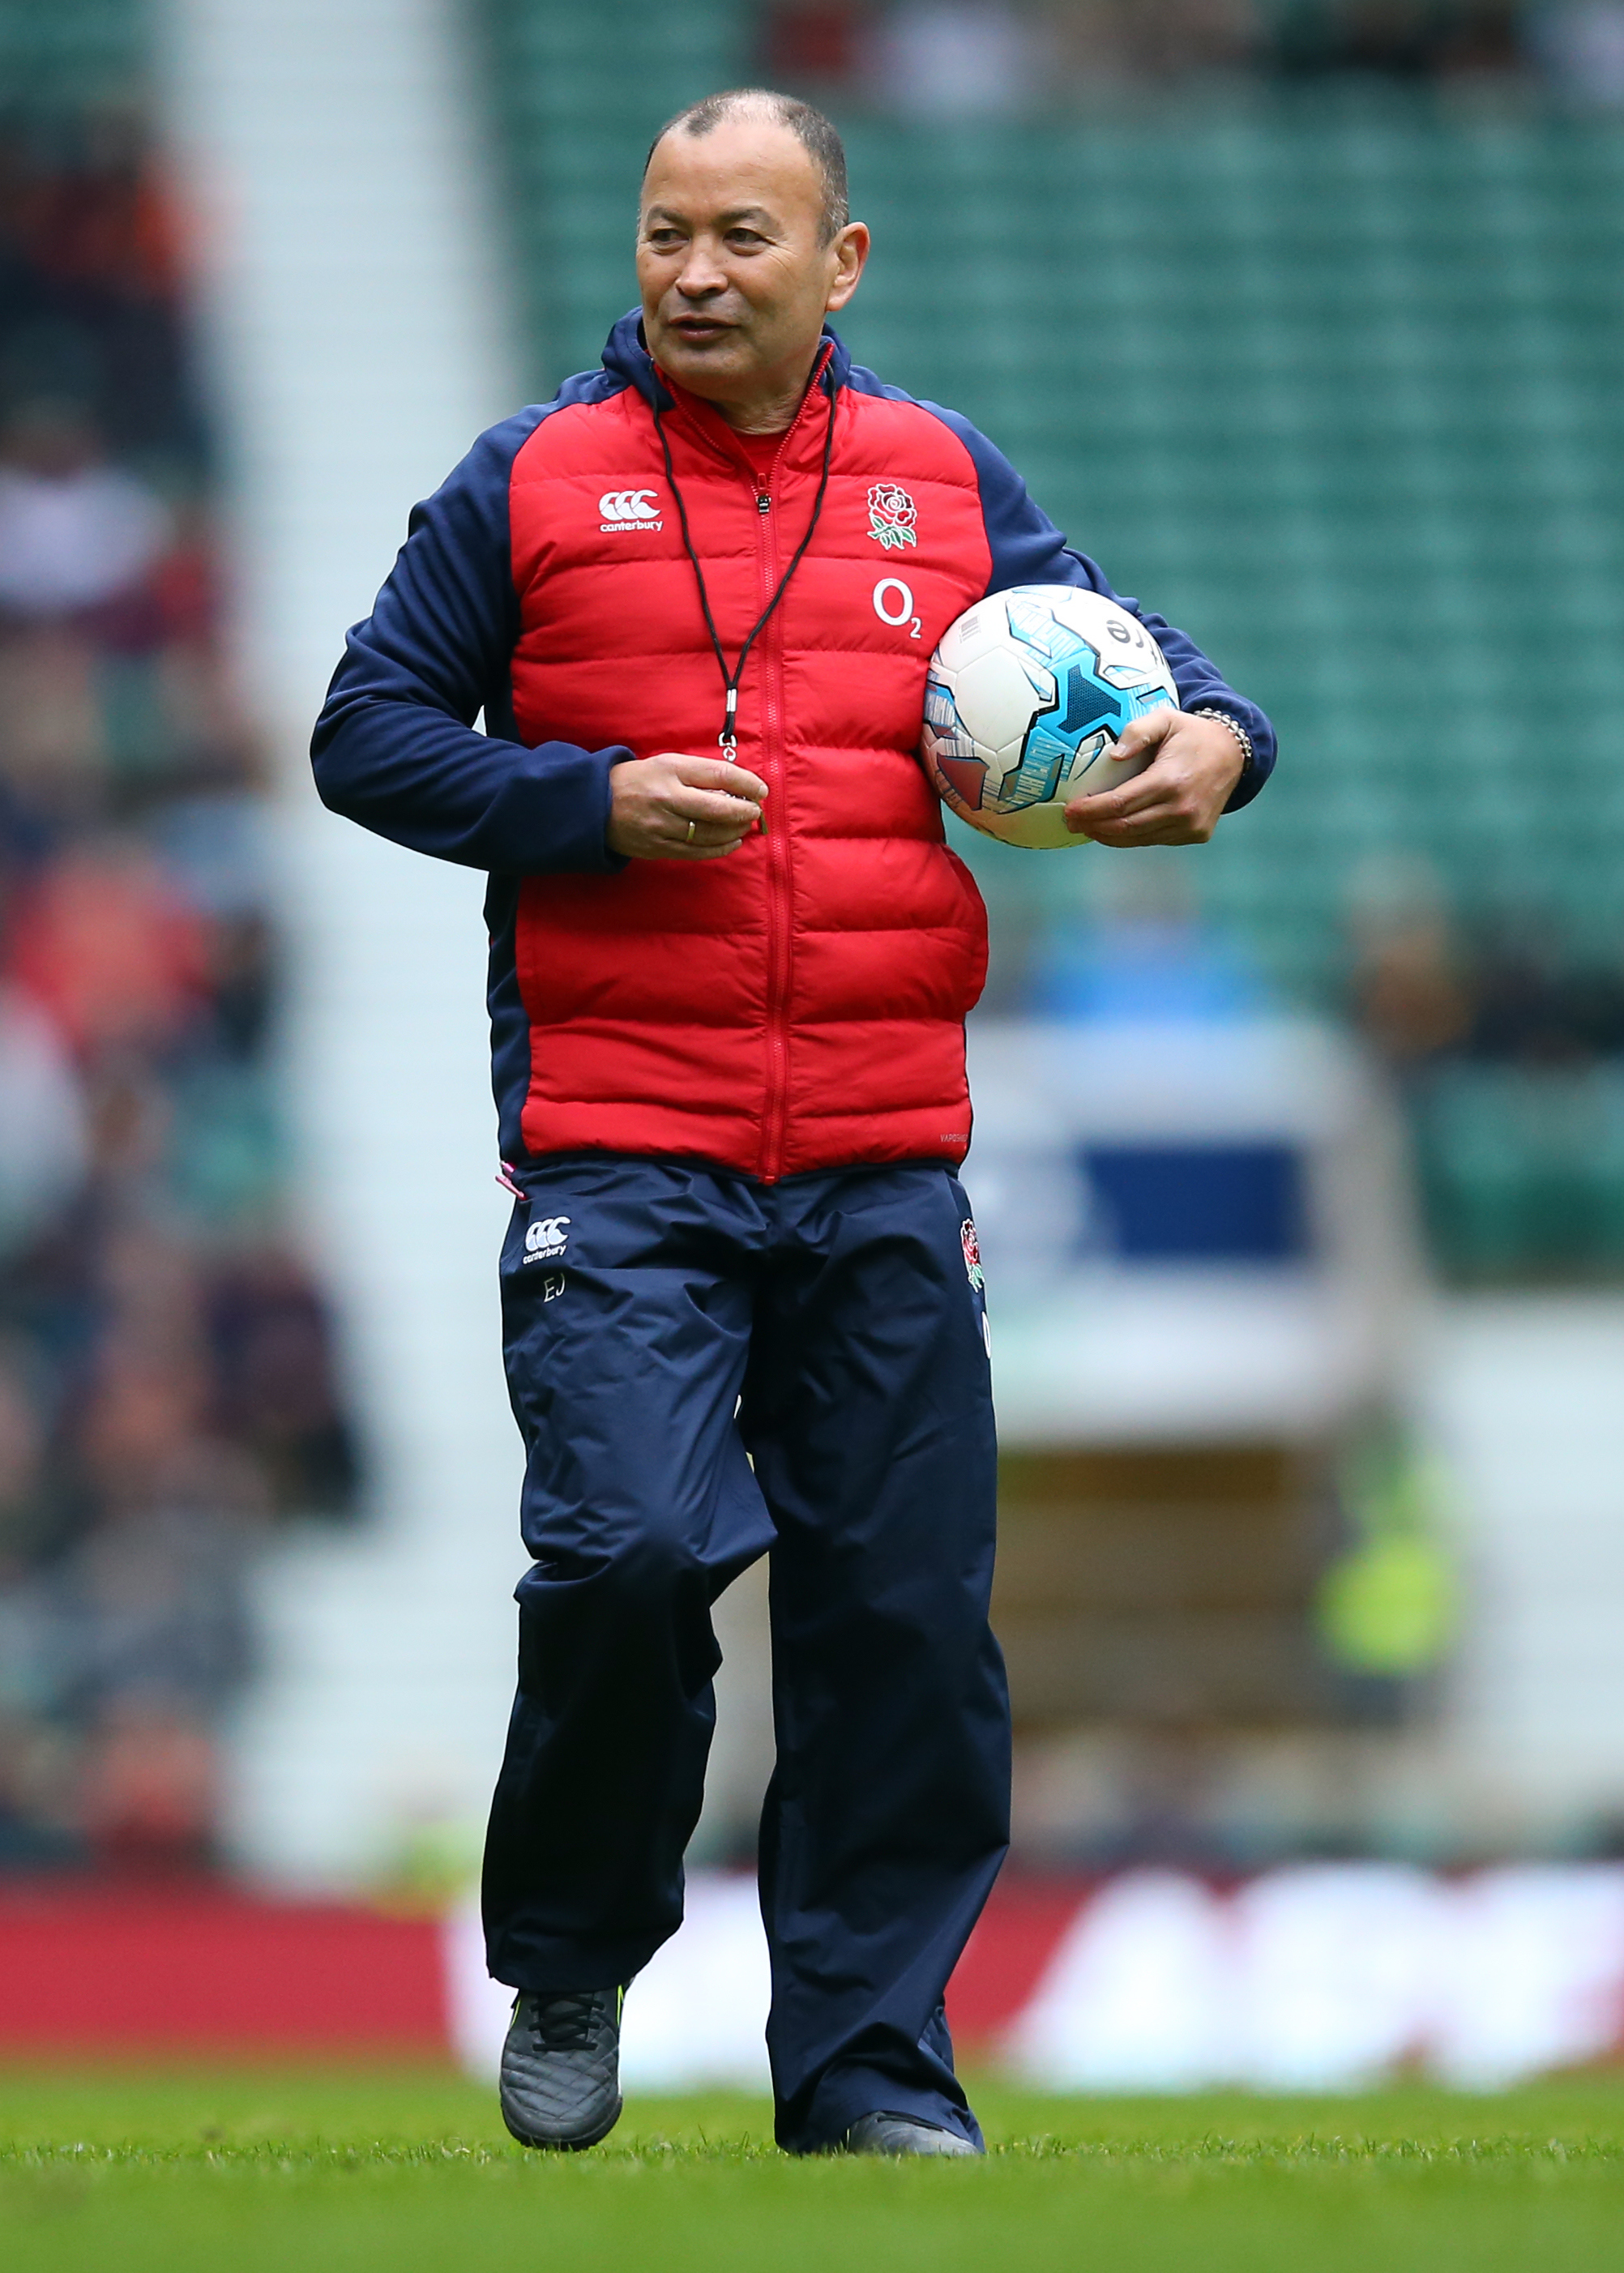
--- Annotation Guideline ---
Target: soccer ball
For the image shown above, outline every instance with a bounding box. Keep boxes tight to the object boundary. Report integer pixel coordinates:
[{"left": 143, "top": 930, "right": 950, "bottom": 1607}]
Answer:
[{"left": 921, "top": 585, "right": 1178, "bottom": 848}]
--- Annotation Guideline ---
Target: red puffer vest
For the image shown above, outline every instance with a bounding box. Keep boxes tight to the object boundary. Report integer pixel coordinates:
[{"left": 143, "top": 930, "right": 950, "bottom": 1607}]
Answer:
[{"left": 506, "top": 340, "right": 993, "bottom": 1181}]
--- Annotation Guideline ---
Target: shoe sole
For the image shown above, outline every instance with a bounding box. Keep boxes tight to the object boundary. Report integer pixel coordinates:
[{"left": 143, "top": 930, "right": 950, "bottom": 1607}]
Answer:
[{"left": 502, "top": 2092, "right": 623, "bottom": 2153}]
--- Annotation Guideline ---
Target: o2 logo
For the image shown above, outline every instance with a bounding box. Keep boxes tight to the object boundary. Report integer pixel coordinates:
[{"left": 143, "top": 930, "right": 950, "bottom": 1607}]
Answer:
[{"left": 873, "top": 577, "right": 921, "bottom": 639}]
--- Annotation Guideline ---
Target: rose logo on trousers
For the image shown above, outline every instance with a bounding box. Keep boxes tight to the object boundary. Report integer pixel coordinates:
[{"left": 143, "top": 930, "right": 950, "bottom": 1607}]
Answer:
[{"left": 960, "top": 1218, "right": 985, "bottom": 1292}]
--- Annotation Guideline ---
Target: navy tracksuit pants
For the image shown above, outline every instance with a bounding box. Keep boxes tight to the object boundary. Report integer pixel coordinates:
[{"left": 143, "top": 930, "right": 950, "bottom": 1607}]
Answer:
[{"left": 481, "top": 1156, "right": 1011, "bottom": 2153}]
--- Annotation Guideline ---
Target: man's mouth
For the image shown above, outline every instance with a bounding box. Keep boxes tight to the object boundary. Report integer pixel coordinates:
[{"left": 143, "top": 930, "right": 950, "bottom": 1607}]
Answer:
[{"left": 669, "top": 315, "right": 733, "bottom": 344}]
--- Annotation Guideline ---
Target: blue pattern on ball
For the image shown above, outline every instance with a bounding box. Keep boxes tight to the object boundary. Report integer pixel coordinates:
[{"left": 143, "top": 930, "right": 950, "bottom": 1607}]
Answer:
[{"left": 930, "top": 594, "right": 1175, "bottom": 817}]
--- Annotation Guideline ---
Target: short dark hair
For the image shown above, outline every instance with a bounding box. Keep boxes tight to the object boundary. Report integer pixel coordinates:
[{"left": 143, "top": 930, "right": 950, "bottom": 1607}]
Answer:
[{"left": 644, "top": 88, "right": 850, "bottom": 245}]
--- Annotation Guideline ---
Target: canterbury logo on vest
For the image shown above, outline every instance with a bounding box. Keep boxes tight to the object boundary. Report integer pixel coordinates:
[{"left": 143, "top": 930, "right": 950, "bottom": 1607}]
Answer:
[{"left": 600, "top": 489, "right": 663, "bottom": 531}]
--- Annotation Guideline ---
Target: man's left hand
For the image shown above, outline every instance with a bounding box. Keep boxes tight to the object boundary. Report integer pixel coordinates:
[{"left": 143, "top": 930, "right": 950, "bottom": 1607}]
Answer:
[{"left": 1063, "top": 711, "right": 1246, "bottom": 848}]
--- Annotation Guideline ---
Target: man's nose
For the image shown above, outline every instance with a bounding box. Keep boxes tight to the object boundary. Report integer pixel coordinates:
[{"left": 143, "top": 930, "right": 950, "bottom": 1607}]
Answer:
[{"left": 675, "top": 241, "right": 727, "bottom": 297}]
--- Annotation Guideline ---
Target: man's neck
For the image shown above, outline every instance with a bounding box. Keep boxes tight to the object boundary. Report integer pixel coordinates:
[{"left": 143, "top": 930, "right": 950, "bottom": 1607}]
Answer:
[
  {"left": 687, "top": 343, "right": 825, "bottom": 437},
  {"left": 717, "top": 391, "right": 801, "bottom": 436}
]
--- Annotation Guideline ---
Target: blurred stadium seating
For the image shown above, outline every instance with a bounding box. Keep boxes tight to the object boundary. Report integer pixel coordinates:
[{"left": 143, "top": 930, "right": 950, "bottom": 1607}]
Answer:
[
  {"left": 0, "top": 0, "right": 359, "bottom": 1873},
  {"left": 485, "top": 0, "right": 1624, "bottom": 1279}
]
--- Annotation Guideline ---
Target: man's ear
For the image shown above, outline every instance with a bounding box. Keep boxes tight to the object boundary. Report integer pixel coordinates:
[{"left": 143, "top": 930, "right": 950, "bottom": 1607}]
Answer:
[{"left": 826, "top": 223, "right": 870, "bottom": 314}]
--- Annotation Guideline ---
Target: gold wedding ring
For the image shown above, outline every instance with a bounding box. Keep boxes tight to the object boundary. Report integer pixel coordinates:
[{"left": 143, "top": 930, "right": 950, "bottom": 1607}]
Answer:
[{"left": 686, "top": 819, "right": 696, "bottom": 843}]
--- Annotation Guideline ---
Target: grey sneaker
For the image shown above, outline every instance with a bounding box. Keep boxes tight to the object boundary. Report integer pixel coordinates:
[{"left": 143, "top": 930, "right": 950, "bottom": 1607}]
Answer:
[
  {"left": 844, "top": 2112, "right": 983, "bottom": 2157},
  {"left": 499, "top": 1985, "right": 624, "bottom": 2151}
]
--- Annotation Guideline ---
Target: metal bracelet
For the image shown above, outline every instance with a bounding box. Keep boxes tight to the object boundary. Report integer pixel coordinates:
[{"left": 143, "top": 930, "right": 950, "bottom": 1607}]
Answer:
[{"left": 1190, "top": 707, "right": 1254, "bottom": 771}]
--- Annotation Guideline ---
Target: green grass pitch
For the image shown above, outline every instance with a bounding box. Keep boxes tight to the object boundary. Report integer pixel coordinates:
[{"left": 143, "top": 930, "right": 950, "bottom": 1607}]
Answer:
[{"left": 5, "top": 2067, "right": 1624, "bottom": 2271}]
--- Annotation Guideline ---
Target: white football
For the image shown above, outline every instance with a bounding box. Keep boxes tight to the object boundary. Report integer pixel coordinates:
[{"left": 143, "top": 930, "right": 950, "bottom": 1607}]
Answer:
[{"left": 921, "top": 585, "right": 1178, "bottom": 848}]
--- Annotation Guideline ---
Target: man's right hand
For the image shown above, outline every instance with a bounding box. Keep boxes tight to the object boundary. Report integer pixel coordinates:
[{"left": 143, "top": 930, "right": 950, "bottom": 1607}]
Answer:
[{"left": 606, "top": 754, "right": 767, "bottom": 861}]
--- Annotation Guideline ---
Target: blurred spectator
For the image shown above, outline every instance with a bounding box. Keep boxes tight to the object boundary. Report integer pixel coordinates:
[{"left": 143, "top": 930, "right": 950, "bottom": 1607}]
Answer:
[
  {"left": 1028, "top": 866, "right": 1271, "bottom": 1024},
  {"left": 0, "top": 620, "right": 105, "bottom": 820},
  {"left": 1349, "top": 912, "right": 1474, "bottom": 1068},
  {"left": 861, "top": 2, "right": 1056, "bottom": 115},
  {"left": 1345, "top": 857, "right": 1472, "bottom": 1071},
  {"left": 203, "top": 912, "right": 276, "bottom": 1057},
  {"left": 0, "top": 114, "right": 199, "bottom": 463},
  {"left": 1467, "top": 936, "right": 1624, "bottom": 1064},
  {"left": 765, "top": 0, "right": 1542, "bottom": 97},
  {"left": 1053, "top": 0, "right": 1262, "bottom": 83},
  {"left": 0, "top": 984, "right": 87, "bottom": 1259},
  {"left": 1348, "top": 872, "right": 1624, "bottom": 1074},
  {"left": 55, "top": 1419, "right": 267, "bottom": 1872},
  {"left": 1557, "top": 962, "right": 1624, "bottom": 1056},
  {"left": 1273, "top": 2, "right": 1524, "bottom": 76},
  {"left": 75, "top": 1711, "right": 224, "bottom": 1872},
  {"left": 0, "top": 113, "right": 178, "bottom": 302},
  {"left": 63, "top": 1434, "right": 267, "bottom": 1707},
  {"left": 0, "top": 402, "right": 171, "bottom": 621},
  {"left": 6, "top": 837, "right": 212, "bottom": 1057},
  {"left": 0, "top": 1352, "right": 47, "bottom": 1578},
  {"left": 206, "top": 1254, "right": 360, "bottom": 1514},
  {"left": 763, "top": 0, "right": 870, "bottom": 89},
  {"left": 1526, "top": 3, "right": 1624, "bottom": 100},
  {"left": 154, "top": 789, "right": 274, "bottom": 923},
  {"left": 1344, "top": 864, "right": 1624, "bottom": 1283}
]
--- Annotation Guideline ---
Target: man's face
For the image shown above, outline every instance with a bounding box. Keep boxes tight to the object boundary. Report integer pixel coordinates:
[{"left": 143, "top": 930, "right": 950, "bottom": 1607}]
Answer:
[{"left": 638, "top": 117, "right": 867, "bottom": 415}]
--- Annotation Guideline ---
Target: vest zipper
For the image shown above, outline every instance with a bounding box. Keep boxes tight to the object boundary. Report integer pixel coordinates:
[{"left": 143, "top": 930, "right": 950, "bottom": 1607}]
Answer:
[
  {"left": 756, "top": 455, "right": 793, "bottom": 1184},
  {"left": 661, "top": 358, "right": 833, "bottom": 1183}
]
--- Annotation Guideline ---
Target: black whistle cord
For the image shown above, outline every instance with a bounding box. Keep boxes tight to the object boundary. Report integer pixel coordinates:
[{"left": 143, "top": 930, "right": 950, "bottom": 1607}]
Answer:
[{"left": 654, "top": 369, "right": 839, "bottom": 812}]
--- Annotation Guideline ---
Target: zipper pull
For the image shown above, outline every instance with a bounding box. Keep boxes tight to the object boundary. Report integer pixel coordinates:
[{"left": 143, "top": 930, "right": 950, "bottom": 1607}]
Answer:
[
  {"left": 756, "top": 491, "right": 771, "bottom": 515},
  {"left": 719, "top": 686, "right": 766, "bottom": 838}
]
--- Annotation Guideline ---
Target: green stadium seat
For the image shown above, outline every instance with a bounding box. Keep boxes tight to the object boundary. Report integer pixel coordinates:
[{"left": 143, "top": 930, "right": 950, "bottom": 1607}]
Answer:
[{"left": 0, "top": 0, "right": 139, "bottom": 106}]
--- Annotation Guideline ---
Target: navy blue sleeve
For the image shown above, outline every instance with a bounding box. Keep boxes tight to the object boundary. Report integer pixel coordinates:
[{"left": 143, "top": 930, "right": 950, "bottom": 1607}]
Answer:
[
  {"left": 310, "top": 406, "right": 628, "bottom": 874},
  {"left": 921, "top": 404, "right": 1277, "bottom": 810}
]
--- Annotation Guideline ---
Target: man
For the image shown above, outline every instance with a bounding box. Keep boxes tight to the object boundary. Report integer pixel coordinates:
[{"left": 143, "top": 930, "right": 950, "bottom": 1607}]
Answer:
[{"left": 313, "top": 89, "right": 1274, "bottom": 2157}]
